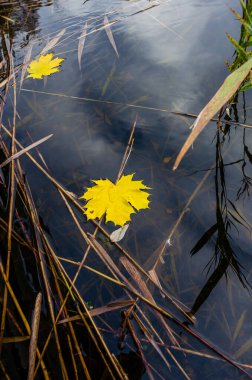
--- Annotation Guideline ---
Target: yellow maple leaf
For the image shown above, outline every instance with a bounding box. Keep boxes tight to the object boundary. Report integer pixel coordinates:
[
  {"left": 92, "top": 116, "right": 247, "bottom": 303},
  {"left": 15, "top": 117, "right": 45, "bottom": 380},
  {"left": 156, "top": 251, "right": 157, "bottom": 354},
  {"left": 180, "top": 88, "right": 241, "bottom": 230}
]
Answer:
[
  {"left": 80, "top": 174, "right": 151, "bottom": 226},
  {"left": 26, "top": 53, "right": 64, "bottom": 79}
]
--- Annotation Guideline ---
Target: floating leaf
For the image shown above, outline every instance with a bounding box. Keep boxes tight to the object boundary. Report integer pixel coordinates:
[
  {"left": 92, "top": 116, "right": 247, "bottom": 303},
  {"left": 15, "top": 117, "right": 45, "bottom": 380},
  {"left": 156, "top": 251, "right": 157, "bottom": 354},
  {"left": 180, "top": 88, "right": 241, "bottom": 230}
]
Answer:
[
  {"left": 80, "top": 174, "right": 151, "bottom": 226},
  {"left": 26, "top": 53, "right": 64, "bottom": 79},
  {"left": 173, "top": 56, "right": 252, "bottom": 170},
  {"left": 110, "top": 224, "right": 129, "bottom": 242}
]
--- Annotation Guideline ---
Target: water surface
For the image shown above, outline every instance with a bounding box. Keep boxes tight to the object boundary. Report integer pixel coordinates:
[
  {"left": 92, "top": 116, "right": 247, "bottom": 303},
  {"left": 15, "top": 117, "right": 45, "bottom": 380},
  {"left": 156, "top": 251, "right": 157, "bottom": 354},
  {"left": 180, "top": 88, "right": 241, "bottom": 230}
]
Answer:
[{"left": 2, "top": 0, "right": 252, "bottom": 379}]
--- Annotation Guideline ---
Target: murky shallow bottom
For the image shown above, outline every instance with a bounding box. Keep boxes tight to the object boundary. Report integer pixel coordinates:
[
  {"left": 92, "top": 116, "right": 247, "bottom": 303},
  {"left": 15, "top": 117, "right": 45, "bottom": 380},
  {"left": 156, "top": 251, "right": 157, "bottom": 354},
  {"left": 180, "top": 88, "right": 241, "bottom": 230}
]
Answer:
[{"left": 1, "top": 0, "right": 252, "bottom": 379}]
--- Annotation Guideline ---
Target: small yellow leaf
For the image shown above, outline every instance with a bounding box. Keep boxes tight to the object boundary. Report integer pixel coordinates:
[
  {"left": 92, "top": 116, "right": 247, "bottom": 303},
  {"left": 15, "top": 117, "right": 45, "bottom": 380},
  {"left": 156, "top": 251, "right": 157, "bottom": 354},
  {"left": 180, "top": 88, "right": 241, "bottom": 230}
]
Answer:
[
  {"left": 26, "top": 53, "right": 64, "bottom": 79},
  {"left": 80, "top": 174, "right": 151, "bottom": 226}
]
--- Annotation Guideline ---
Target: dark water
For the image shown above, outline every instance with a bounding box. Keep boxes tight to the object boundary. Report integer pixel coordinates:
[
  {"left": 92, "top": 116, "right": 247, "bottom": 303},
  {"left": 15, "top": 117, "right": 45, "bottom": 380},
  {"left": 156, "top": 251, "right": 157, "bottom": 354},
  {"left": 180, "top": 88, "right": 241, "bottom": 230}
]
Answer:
[{"left": 2, "top": 0, "right": 252, "bottom": 379}]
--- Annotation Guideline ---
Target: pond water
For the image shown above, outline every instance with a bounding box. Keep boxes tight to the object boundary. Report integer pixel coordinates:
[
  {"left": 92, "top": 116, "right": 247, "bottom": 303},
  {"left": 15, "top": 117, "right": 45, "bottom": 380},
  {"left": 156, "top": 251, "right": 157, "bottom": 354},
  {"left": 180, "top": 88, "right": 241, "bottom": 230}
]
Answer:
[{"left": 2, "top": 0, "right": 252, "bottom": 379}]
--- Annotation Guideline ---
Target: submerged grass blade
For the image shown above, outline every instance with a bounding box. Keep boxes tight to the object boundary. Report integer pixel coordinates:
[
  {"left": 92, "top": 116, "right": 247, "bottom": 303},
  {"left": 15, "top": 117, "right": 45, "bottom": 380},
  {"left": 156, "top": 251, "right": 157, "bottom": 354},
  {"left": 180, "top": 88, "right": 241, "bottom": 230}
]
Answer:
[
  {"left": 78, "top": 22, "right": 88, "bottom": 70},
  {"left": 104, "top": 16, "right": 119, "bottom": 57},
  {"left": 20, "top": 43, "right": 33, "bottom": 91},
  {"left": 40, "top": 28, "right": 66, "bottom": 55}
]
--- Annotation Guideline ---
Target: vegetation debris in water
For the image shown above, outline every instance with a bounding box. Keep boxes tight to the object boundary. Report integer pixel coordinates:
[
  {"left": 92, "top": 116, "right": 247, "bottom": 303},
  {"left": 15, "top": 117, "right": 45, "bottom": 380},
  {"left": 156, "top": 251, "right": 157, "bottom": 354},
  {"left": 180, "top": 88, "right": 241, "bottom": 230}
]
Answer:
[
  {"left": 80, "top": 174, "right": 151, "bottom": 226},
  {"left": 26, "top": 53, "right": 64, "bottom": 79}
]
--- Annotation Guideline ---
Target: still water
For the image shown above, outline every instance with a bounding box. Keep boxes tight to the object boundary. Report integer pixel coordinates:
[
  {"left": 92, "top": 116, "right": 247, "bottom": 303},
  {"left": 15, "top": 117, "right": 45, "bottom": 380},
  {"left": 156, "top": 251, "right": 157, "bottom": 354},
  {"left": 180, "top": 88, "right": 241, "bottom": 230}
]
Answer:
[{"left": 2, "top": 0, "right": 252, "bottom": 378}]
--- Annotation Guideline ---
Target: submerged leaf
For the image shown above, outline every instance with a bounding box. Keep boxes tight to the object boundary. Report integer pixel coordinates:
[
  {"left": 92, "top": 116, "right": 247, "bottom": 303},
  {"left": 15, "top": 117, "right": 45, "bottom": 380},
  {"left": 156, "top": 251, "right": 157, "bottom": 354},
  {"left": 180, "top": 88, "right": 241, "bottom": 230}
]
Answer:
[
  {"left": 27, "top": 53, "right": 64, "bottom": 79},
  {"left": 80, "top": 174, "right": 151, "bottom": 226}
]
